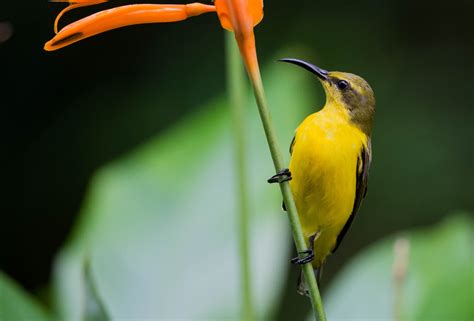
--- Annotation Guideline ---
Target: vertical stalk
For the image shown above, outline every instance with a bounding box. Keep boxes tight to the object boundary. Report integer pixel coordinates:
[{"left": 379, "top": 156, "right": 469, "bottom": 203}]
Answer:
[
  {"left": 393, "top": 237, "right": 410, "bottom": 321},
  {"left": 244, "top": 55, "right": 327, "bottom": 321},
  {"left": 225, "top": 31, "right": 255, "bottom": 321}
]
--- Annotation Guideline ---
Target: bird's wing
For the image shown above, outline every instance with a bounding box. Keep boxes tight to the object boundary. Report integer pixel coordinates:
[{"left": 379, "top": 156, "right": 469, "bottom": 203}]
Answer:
[
  {"left": 332, "top": 139, "right": 372, "bottom": 253},
  {"left": 289, "top": 135, "right": 296, "bottom": 155},
  {"left": 281, "top": 135, "right": 297, "bottom": 211}
]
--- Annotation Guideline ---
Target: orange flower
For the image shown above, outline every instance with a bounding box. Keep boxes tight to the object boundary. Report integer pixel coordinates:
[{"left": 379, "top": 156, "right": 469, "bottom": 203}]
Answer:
[
  {"left": 45, "top": 0, "right": 263, "bottom": 74},
  {"left": 214, "top": 0, "right": 263, "bottom": 76},
  {"left": 45, "top": 3, "right": 217, "bottom": 51}
]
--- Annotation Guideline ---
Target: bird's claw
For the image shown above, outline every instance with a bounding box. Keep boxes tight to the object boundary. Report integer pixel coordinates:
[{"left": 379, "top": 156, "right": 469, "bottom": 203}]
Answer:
[
  {"left": 291, "top": 249, "right": 314, "bottom": 265},
  {"left": 267, "top": 168, "right": 292, "bottom": 184}
]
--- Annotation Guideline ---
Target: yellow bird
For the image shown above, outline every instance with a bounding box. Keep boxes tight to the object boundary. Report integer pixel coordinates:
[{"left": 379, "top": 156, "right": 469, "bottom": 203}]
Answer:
[{"left": 268, "top": 58, "right": 375, "bottom": 295}]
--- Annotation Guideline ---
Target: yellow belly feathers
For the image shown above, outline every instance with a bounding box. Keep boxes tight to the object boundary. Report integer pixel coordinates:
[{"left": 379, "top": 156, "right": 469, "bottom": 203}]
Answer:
[{"left": 289, "top": 106, "right": 368, "bottom": 268}]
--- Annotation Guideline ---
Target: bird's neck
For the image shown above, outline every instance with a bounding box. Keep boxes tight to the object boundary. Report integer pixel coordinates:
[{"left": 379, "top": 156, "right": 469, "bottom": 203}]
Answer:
[{"left": 321, "top": 98, "right": 351, "bottom": 123}]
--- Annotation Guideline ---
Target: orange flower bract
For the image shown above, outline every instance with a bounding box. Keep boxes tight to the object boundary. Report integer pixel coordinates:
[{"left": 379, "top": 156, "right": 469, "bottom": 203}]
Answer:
[
  {"left": 45, "top": 3, "right": 216, "bottom": 51},
  {"left": 214, "top": 0, "right": 263, "bottom": 76},
  {"left": 214, "top": 0, "right": 263, "bottom": 33},
  {"left": 45, "top": 0, "right": 264, "bottom": 81}
]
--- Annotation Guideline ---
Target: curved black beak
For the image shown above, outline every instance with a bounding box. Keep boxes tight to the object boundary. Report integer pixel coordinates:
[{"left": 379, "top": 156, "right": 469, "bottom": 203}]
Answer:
[{"left": 279, "top": 58, "right": 329, "bottom": 81}]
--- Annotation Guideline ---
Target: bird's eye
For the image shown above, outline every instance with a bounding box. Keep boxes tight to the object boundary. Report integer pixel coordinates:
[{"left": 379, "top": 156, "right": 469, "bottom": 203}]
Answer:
[{"left": 337, "top": 80, "right": 349, "bottom": 90}]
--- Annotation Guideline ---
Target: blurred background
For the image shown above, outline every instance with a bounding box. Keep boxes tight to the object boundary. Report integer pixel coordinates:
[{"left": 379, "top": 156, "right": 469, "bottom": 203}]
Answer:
[{"left": 1, "top": 0, "right": 472, "bottom": 320}]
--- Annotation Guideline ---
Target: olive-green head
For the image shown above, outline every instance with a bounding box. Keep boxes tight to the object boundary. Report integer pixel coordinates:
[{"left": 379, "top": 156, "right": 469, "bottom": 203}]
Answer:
[{"left": 280, "top": 58, "right": 376, "bottom": 136}]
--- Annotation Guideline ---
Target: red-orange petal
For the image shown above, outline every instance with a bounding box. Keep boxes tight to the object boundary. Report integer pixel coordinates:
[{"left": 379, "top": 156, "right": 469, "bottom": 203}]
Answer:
[
  {"left": 214, "top": 0, "right": 263, "bottom": 32},
  {"left": 214, "top": 0, "right": 263, "bottom": 78},
  {"left": 45, "top": 3, "right": 216, "bottom": 51},
  {"left": 52, "top": 1, "right": 109, "bottom": 34}
]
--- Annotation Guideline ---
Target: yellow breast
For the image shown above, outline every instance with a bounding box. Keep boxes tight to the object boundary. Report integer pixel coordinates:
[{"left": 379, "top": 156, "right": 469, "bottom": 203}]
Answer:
[{"left": 289, "top": 106, "right": 367, "bottom": 267}]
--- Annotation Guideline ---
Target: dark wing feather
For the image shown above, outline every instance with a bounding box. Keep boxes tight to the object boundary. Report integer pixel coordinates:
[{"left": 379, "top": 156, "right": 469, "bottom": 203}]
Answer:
[
  {"left": 282, "top": 135, "right": 297, "bottom": 211},
  {"left": 289, "top": 135, "right": 296, "bottom": 155},
  {"left": 332, "top": 139, "right": 372, "bottom": 253}
]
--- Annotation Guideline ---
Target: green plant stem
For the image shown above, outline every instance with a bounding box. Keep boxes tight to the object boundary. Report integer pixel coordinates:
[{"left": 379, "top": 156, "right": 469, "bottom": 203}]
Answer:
[
  {"left": 246, "top": 60, "right": 327, "bottom": 321},
  {"left": 226, "top": 32, "right": 255, "bottom": 321}
]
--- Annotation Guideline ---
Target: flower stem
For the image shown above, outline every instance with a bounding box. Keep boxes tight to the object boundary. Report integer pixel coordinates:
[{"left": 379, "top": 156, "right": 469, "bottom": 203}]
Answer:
[
  {"left": 225, "top": 31, "right": 255, "bottom": 321},
  {"left": 393, "top": 237, "right": 410, "bottom": 321},
  {"left": 243, "top": 47, "right": 327, "bottom": 321}
]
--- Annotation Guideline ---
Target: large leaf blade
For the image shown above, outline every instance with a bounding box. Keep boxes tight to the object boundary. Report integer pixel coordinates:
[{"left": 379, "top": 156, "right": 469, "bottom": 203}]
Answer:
[{"left": 321, "top": 214, "right": 473, "bottom": 321}]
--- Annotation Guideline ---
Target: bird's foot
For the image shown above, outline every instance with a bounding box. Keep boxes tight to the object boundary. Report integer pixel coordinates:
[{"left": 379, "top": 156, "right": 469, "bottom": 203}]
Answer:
[
  {"left": 267, "top": 168, "right": 292, "bottom": 184},
  {"left": 290, "top": 249, "right": 314, "bottom": 265}
]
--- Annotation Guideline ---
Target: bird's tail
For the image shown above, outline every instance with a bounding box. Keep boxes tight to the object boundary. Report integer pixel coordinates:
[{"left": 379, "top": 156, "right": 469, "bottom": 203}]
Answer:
[{"left": 297, "top": 265, "right": 323, "bottom": 296}]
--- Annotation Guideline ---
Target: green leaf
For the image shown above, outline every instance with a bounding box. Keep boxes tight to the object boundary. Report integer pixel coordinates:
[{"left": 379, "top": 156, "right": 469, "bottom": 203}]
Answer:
[
  {"left": 321, "top": 214, "right": 474, "bottom": 321},
  {"left": 0, "top": 271, "right": 53, "bottom": 321},
  {"left": 53, "top": 55, "right": 318, "bottom": 321}
]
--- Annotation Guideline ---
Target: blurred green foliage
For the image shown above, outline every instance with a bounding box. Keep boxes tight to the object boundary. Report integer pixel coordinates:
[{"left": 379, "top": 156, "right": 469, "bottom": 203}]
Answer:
[
  {"left": 0, "top": 272, "right": 52, "bottom": 321},
  {"left": 323, "top": 214, "right": 473, "bottom": 321}
]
